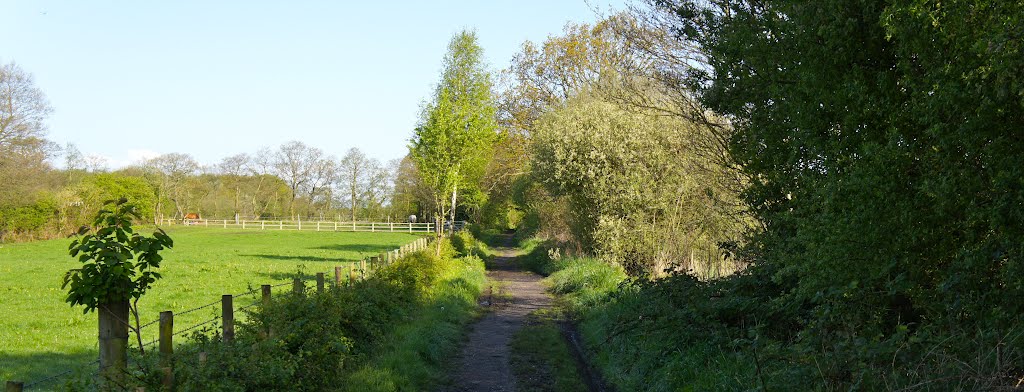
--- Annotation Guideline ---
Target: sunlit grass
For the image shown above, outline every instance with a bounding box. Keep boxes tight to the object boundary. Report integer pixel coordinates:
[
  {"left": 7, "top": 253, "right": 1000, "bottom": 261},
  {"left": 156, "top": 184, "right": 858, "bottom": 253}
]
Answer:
[{"left": 0, "top": 226, "right": 423, "bottom": 385}]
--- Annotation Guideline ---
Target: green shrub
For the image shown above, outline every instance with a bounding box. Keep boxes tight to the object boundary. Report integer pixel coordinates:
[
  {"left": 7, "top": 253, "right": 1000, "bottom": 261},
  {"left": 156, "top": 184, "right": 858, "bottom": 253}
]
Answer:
[
  {"left": 152, "top": 239, "right": 487, "bottom": 392},
  {"left": 0, "top": 194, "right": 58, "bottom": 240},
  {"left": 468, "top": 225, "right": 503, "bottom": 247},
  {"left": 78, "top": 174, "right": 157, "bottom": 221},
  {"left": 343, "top": 254, "right": 486, "bottom": 391},
  {"left": 449, "top": 231, "right": 476, "bottom": 257}
]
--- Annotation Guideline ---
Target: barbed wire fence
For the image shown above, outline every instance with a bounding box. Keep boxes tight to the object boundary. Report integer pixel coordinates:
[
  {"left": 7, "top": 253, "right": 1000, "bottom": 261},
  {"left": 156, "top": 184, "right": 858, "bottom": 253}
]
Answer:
[{"left": 9, "top": 236, "right": 434, "bottom": 391}]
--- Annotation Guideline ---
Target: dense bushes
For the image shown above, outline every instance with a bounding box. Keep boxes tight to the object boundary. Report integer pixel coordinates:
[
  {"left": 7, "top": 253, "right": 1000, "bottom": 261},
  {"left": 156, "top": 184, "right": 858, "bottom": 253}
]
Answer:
[
  {"left": 343, "top": 253, "right": 486, "bottom": 391},
  {"left": 68, "top": 237, "right": 486, "bottom": 391},
  {"left": 504, "top": 1, "right": 1024, "bottom": 390},
  {"left": 0, "top": 173, "right": 158, "bottom": 242},
  {"left": 0, "top": 195, "right": 58, "bottom": 241},
  {"left": 533, "top": 238, "right": 1024, "bottom": 390},
  {"left": 531, "top": 93, "right": 748, "bottom": 276}
]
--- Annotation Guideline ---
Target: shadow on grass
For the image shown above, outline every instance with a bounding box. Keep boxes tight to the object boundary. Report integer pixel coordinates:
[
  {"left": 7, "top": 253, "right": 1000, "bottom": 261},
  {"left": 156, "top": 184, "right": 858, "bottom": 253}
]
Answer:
[
  {"left": 310, "top": 244, "right": 396, "bottom": 253},
  {"left": 1, "top": 350, "right": 97, "bottom": 389},
  {"left": 240, "top": 253, "right": 357, "bottom": 263}
]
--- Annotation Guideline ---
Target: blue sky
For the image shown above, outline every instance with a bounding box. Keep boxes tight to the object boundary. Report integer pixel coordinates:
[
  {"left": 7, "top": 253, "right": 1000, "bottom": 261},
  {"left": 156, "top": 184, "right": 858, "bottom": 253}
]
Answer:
[{"left": 1, "top": 0, "right": 625, "bottom": 168}]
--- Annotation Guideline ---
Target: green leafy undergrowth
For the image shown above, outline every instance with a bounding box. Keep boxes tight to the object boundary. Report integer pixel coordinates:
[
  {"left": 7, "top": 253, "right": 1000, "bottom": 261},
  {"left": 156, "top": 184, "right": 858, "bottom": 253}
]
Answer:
[
  {"left": 342, "top": 247, "right": 486, "bottom": 391},
  {"left": 66, "top": 237, "right": 486, "bottom": 391},
  {"left": 577, "top": 263, "right": 1024, "bottom": 391}
]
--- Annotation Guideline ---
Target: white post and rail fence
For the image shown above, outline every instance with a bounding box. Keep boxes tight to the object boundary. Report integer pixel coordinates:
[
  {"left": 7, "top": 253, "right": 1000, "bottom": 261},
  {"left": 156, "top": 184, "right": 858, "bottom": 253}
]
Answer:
[{"left": 158, "top": 218, "right": 467, "bottom": 233}]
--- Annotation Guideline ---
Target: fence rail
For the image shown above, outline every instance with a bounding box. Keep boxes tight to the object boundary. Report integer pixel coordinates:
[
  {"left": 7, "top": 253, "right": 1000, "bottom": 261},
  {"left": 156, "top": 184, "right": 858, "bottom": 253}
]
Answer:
[
  {"left": 8, "top": 236, "right": 435, "bottom": 391},
  {"left": 158, "top": 218, "right": 465, "bottom": 233}
]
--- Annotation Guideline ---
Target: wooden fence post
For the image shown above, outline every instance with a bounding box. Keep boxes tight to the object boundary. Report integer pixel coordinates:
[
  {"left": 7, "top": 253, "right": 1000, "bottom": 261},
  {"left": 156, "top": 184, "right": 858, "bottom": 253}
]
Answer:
[
  {"left": 222, "top": 295, "right": 234, "bottom": 342},
  {"left": 334, "top": 266, "right": 343, "bottom": 286},
  {"left": 98, "top": 300, "right": 129, "bottom": 389},
  {"left": 316, "top": 273, "right": 325, "bottom": 293},
  {"left": 159, "top": 310, "right": 174, "bottom": 391},
  {"left": 242, "top": 220, "right": 246, "bottom": 229},
  {"left": 349, "top": 263, "right": 356, "bottom": 282},
  {"left": 6, "top": 381, "right": 24, "bottom": 392},
  {"left": 292, "top": 278, "right": 303, "bottom": 294},
  {"left": 261, "top": 221, "right": 265, "bottom": 230},
  {"left": 261, "top": 284, "right": 273, "bottom": 338}
]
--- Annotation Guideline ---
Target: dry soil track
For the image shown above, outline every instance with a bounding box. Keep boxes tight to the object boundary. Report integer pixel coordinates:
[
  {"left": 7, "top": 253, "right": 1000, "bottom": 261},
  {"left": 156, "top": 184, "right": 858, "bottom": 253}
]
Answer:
[{"left": 443, "top": 238, "right": 553, "bottom": 392}]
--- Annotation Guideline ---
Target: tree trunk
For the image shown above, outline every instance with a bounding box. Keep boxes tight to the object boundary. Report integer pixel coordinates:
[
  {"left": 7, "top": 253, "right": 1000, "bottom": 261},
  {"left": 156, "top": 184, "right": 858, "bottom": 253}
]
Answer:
[
  {"left": 98, "top": 300, "right": 129, "bottom": 391},
  {"left": 350, "top": 181, "right": 357, "bottom": 223},
  {"left": 449, "top": 181, "right": 458, "bottom": 236}
]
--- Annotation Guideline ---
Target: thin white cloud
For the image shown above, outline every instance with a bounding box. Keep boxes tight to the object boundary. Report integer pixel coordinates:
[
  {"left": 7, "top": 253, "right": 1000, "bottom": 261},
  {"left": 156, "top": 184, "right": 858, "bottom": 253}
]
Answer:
[{"left": 126, "top": 149, "right": 161, "bottom": 165}]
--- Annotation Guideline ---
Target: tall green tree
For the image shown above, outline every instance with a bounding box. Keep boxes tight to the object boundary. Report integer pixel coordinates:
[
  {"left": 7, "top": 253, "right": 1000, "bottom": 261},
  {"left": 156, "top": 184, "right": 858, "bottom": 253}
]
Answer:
[
  {"left": 655, "top": 0, "right": 1024, "bottom": 383},
  {"left": 411, "top": 30, "right": 498, "bottom": 236}
]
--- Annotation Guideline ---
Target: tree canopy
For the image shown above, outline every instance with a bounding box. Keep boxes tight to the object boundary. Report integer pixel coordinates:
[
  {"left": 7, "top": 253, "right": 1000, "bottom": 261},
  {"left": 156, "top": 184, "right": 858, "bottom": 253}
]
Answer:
[{"left": 411, "top": 30, "right": 498, "bottom": 232}]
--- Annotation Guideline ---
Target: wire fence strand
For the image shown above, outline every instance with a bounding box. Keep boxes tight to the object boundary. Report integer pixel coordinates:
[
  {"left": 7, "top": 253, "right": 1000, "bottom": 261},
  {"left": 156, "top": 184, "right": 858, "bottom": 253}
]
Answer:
[
  {"left": 24, "top": 359, "right": 99, "bottom": 390},
  {"left": 15, "top": 237, "right": 432, "bottom": 389},
  {"left": 175, "top": 298, "right": 221, "bottom": 318},
  {"left": 172, "top": 316, "right": 222, "bottom": 339}
]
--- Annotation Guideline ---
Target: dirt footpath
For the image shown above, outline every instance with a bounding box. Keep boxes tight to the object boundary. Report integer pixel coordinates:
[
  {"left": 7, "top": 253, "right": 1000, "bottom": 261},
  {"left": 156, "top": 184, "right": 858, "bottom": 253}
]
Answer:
[{"left": 444, "top": 239, "right": 552, "bottom": 392}]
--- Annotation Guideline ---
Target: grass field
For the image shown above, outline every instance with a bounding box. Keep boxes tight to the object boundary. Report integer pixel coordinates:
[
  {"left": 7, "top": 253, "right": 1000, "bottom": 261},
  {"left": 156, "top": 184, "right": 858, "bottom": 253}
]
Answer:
[{"left": 0, "top": 226, "right": 424, "bottom": 385}]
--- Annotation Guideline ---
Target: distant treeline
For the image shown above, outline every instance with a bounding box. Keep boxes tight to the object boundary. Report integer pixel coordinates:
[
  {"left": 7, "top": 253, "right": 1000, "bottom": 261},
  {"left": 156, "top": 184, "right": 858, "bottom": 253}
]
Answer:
[
  {"left": 0, "top": 150, "right": 441, "bottom": 242},
  {"left": 0, "top": 86, "right": 436, "bottom": 242}
]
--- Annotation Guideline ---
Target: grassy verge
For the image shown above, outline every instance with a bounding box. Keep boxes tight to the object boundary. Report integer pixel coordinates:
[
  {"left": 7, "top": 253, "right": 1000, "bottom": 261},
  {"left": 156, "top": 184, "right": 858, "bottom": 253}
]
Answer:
[
  {"left": 519, "top": 239, "right": 760, "bottom": 391},
  {"left": 99, "top": 236, "right": 489, "bottom": 392},
  {"left": 0, "top": 227, "right": 423, "bottom": 384},
  {"left": 517, "top": 237, "right": 1024, "bottom": 390},
  {"left": 342, "top": 249, "right": 486, "bottom": 391}
]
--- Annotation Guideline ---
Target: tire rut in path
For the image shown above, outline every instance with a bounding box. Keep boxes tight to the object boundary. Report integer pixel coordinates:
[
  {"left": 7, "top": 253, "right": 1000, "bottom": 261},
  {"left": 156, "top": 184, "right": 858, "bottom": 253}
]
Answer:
[{"left": 444, "top": 239, "right": 551, "bottom": 392}]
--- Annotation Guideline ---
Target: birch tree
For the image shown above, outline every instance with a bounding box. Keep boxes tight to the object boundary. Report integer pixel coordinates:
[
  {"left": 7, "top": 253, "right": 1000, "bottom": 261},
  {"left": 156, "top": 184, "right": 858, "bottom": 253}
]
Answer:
[{"left": 411, "top": 30, "right": 497, "bottom": 237}]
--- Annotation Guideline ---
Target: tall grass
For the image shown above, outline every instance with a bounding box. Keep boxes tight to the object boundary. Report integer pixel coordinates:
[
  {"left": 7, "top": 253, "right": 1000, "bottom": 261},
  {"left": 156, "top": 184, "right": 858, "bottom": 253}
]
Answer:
[
  {"left": 545, "top": 258, "right": 625, "bottom": 315},
  {"left": 342, "top": 253, "right": 486, "bottom": 391}
]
